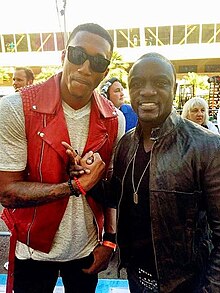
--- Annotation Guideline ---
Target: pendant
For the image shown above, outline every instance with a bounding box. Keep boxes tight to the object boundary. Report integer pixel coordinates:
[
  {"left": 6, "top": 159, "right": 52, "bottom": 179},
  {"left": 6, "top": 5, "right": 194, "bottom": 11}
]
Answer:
[{"left": 133, "top": 192, "right": 138, "bottom": 204}]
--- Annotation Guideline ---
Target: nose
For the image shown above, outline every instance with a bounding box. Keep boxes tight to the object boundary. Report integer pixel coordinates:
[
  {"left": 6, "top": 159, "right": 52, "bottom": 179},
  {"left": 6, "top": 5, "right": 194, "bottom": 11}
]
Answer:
[
  {"left": 13, "top": 80, "right": 17, "bottom": 87},
  {"left": 77, "top": 60, "right": 92, "bottom": 74},
  {"left": 140, "top": 83, "right": 157, "bottom": 96},
  {"left": 197, "top": 110, "right": 204, "bottom": 115}
]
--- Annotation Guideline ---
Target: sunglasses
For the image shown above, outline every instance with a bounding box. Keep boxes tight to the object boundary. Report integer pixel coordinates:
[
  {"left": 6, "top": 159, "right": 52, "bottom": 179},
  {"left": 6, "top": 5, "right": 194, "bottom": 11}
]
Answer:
[{"left": 67, "top": 46, "right": 110, "bottom": 73}]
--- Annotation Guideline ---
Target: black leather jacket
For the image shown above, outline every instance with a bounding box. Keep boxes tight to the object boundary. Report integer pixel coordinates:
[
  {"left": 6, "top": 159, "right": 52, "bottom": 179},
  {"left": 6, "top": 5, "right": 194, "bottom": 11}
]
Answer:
[{"left": 112, "top": 110, "right": 220, "bottom": 292}]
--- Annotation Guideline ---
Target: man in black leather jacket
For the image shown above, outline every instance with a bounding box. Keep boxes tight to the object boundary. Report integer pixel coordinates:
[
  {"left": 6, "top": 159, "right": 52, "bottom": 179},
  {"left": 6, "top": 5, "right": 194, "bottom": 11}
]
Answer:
[{"left": 111, "top": 53, "right": 220, "bottom": 292}]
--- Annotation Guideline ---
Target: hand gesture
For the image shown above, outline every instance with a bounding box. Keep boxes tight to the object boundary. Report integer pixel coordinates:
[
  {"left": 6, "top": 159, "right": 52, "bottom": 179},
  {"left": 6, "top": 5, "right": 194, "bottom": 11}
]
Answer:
[
  {"left": 62, "top": 141, "right": 93, "bottom": 176},
  {"left": 82, "top": 244, "right": 114, "bottom": 274},
  {"left": 62, "top": 141, "right": 106, "bottom": 191}
]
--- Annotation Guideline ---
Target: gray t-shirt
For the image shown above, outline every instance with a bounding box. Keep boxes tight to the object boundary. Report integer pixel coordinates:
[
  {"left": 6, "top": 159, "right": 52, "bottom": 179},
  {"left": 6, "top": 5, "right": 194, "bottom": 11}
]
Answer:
[{"left": 0, "top": 93, "right": 125, "bottom": 261}]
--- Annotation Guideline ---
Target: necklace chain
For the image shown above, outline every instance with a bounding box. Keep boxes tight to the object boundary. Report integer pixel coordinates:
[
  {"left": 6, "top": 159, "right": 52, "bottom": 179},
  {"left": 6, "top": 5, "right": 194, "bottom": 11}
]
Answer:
[{"left": 131, "top": 146, "right": 151, "bottom": 204}]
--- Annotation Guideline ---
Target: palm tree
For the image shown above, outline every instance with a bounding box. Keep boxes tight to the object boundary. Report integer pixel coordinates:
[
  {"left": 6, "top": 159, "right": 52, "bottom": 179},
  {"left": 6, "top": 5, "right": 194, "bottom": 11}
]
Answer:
[{"left": 106, "top": 51, "right": 130, "bottom": 89}]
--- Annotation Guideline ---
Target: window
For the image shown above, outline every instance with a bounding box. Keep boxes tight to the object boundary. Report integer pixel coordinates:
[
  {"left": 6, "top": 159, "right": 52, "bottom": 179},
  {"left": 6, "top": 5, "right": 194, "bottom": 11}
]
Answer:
[
  {"left": 30, "top": 33, "right": 42, "bottom": 51},
  {"left": 0, "top": 35, "right": 2, "bottom": 52},
  {"left": 116, "top": 29, "right": 128, "bottom": 48},
  {"left": 173, "top": 25, "right": 185, "bottom": 44},
  {"left": 158, "top": 26, "right": 170, "bottom": 45},
  {"left": 186, "top": 24, "right": 199, "bottom": 44},
  {"left": 108, "top": 30, "right": 114, "bottom": 44},
  {"left": 42, "top": 33, "right": 55, "bottom": 51},
  {"left": 56, "top": 32, "right": 65, "bottom": 50},
  {"left": 3, "top": 34, "right": 15, "bottom": 52},
  {"left": 216, "top": 24, "right": 220, "bottom": 42},
  {"left": 205, "top": 64, "right": 220, "bottom": 72},
  {"left": 15, "top": 34, "right": 28, "bottom": 52},
  {"left": 145, "top": 27, "right": 156, "bottom": 46},
  {"left": 179, "top": 65, "right": 197, "bottom": 73},
  {"left": 129, "top": 28, "right": 140, "bottom": 47},
  {"left": 202, "top": 24, "right": 214, "bottom": 43}
]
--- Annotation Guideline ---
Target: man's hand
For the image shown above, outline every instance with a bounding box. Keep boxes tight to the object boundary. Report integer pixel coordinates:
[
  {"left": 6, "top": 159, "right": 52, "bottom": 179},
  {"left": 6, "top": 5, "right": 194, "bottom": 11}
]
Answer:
[
  {"left": 82, "top": 244, "right": 114, "bottom": 275},
  {"left": 62, "top": 141, "right": 93, "bottom": 176},
  {"left": 62, "top": 141, "right": 106, "bottom": 191}
]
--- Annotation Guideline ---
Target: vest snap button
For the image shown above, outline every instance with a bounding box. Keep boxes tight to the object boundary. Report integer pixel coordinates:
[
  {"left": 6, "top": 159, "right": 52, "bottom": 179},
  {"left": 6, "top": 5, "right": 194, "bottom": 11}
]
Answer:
[{"left": 37, "top": 132, "right": 44, "bottom": 137}]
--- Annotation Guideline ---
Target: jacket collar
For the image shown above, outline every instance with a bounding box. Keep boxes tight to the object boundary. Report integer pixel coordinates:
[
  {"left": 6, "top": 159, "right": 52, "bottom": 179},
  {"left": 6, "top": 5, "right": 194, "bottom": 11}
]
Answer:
[
  {"left": 30, "top": 72, "right": 117, "bottom": 119},
  {"left": 135, "top": 108, "right": 181, "bottom": 141}
]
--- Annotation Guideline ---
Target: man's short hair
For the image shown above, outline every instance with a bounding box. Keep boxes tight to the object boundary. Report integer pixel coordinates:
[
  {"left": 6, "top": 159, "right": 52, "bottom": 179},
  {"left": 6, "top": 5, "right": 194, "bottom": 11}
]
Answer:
[
  {"left": 15, "top": 67, "right": 35, "bottom": 81},
  {"left": 66, "top": 23, "right": 113, "bottom": 52}
]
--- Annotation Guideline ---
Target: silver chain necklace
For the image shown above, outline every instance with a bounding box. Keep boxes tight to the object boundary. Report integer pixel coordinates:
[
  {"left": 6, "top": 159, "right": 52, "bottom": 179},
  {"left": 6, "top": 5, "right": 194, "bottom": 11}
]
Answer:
[{"left": 131, "top": 146, "right": 151, "bottom": 204}]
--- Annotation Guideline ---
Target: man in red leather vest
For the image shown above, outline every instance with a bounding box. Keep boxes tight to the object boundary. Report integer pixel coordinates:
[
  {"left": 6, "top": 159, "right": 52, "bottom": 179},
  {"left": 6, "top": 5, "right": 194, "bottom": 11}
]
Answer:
[{"left": 0, "top": 23, "right": 125, "bottom": 293}]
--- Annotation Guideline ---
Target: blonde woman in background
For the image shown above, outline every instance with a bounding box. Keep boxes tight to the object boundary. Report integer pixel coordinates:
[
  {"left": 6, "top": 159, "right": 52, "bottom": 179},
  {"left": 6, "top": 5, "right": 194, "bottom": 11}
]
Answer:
[{"left": 181, "top": 97, "right": 219, "bottom": 134}]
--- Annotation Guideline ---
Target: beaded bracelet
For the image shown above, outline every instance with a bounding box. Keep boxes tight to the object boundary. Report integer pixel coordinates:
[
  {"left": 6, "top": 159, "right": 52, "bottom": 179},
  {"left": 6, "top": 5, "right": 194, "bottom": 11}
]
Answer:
[
  {"left": 68, "top": 178, "right": 80, "bottom": 197},
  {"left": 74, "top": 176, "right": 86, "bottom": 196},
  {"left": 102, "top": 241, "right": 117, "bottom": 251}
]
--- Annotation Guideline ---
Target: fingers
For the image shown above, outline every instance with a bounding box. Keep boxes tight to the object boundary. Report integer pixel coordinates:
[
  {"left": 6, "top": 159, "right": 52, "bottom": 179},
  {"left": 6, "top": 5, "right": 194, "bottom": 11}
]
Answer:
[
  {"left": 81, "top": 151, "right": 94, "bottom": 166},
  {"left": 69, "top": 164, "right": 85, "bottom": 176},
  {"left": 62, "top": 142, "right": 104, "bottom": 177},
  {"left": 61, "top": 141, "right": 75, "bottom": 154},
  {"left": 62, "top": 141, "right": 80, "bottom": 164}
]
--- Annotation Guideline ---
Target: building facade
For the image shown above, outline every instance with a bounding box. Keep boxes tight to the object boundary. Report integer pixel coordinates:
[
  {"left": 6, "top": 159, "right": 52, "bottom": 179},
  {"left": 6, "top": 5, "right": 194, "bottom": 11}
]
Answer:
[{"left": 0, "top": 22, "right": 220, "bottom": 77}]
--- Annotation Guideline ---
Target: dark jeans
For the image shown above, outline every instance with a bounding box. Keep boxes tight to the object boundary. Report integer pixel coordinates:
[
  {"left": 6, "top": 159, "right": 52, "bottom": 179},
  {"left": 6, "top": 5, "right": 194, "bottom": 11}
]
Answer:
[
  {"left": 127, "top": 265, "right": 159, "bottom": 293},
  {"left": 13, "top": 254, "right": 98, "bottom": 293}
]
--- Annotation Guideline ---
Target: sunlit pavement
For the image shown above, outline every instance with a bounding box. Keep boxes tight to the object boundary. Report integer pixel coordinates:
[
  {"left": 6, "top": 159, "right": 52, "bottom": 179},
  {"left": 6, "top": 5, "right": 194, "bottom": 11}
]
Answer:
[{"left": 0, "top": 275, "right": 130, "bottom": 293}]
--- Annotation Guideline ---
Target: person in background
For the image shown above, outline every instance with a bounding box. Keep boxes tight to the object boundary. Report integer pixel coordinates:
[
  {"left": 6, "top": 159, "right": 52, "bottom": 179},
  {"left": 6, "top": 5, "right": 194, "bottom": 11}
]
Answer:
[
  {"left": 0, "top": 22, "right": 125, "bottom": 293},
  {"left": 110, "top": 52, "right": 220, "bottom": 292},
  {"left": 12, "top": 67, "right": 35, "bottom": 92},
  {"left": 101, "top": 77, "right": 138, "bottom": 132},
  {"left": 181, "top": 96, "right": 219, "bottom": 134}
]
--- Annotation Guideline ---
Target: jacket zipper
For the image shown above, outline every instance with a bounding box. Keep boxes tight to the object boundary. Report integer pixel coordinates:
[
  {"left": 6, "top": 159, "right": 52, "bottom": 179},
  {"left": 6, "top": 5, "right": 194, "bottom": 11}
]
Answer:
[
  {"left": 148, "top": 142, "right": 160, "bottom": 282},
  {"left": 89, "top": 132, "right": 109, "bottom": 154},
  {"left": 26, "top": 114, "right": 47, "bottom": 246}
]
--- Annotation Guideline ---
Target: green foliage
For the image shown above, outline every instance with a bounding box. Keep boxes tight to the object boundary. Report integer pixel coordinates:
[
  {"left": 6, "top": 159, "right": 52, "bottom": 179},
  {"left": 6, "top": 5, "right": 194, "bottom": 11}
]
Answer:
[
  {"left": 182, "top": 72, "right": 209, "bottom": 94},
  {"left": 35, "top": 66, "right": 62, "bottom": 82},
  {"left": 175, "top": 72, "right": 210, "bottom": 108},
  {"left": 0, "top": 68, "right": 11, "bottom": 82},
  {"left": 106, "top": 51, "right": 130, "bottom": 88}
]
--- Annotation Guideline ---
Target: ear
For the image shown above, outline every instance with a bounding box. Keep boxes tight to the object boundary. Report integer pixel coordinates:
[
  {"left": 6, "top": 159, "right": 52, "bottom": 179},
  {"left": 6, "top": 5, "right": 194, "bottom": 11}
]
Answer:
[
  {"left": 61, "top": 49, "right": 66, "bottom": 65},
  {"left": 104, "top": 68, "right": 109, "bottom": 78}
]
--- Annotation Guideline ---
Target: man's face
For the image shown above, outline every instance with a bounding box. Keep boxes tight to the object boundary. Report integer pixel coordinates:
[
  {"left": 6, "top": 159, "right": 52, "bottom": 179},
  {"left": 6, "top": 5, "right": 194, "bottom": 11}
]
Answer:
[
  {"left": 128, "top": 57, "right": 176, "bottom": 127},
  {"left": 12, "top": 70, "right": 31, "bottom": 91},
  {"left": 61, "top": 31, "right": 111, "bottom": 101},
  {"left": 108, "top": 81, "right": 125, "bottom": 109}
]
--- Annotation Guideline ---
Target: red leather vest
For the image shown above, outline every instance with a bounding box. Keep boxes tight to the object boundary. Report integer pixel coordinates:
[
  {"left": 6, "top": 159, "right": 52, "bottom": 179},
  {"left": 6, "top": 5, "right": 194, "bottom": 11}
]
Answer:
[{"left": 2, "top": 73, "right": 118, "bottom": 253}]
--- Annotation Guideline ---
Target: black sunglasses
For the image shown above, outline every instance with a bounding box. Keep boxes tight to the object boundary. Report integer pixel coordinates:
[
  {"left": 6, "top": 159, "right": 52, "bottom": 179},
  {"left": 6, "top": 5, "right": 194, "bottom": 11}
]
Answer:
[{"left": 67, "top": 46, "right": 110, "bottom": 73}]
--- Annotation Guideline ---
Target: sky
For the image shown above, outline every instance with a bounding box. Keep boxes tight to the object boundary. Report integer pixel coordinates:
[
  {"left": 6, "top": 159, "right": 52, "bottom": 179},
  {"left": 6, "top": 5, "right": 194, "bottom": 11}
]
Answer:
[{"left": 1, "top": 0, "right": 220, "bottom": 34}]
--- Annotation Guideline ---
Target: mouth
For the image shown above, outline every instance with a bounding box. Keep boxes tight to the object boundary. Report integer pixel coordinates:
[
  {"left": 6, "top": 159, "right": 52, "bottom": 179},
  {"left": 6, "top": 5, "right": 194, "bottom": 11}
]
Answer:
[
  {"left": 139, "top": 102, "right": 158, "bottom": 111},
  {"left": 72, "top": 77, "right": 90, "bottom": 87}
]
